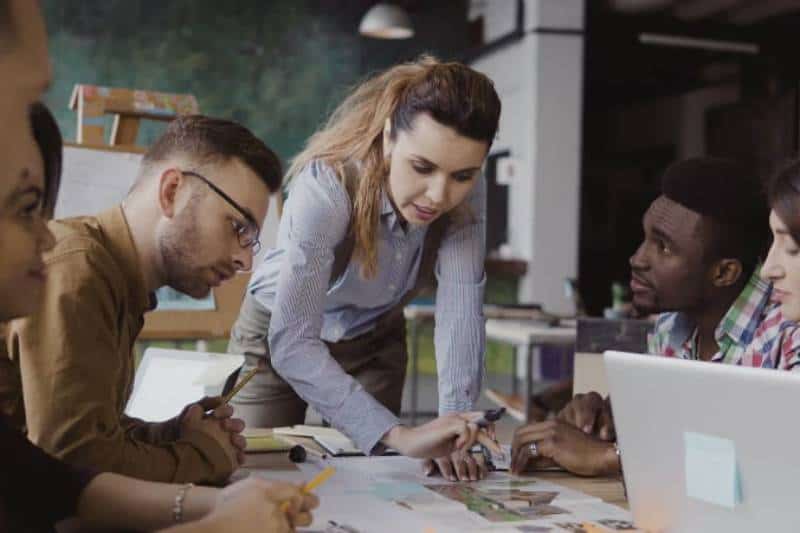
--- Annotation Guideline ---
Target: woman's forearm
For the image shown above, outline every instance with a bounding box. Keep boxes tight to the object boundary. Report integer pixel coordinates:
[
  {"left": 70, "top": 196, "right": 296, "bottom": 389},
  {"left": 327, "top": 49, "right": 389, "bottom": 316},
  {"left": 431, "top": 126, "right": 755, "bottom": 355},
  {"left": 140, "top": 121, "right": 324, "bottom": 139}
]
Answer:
[{"left": 76, "top": 472, "right": 218, "bottom": 531}]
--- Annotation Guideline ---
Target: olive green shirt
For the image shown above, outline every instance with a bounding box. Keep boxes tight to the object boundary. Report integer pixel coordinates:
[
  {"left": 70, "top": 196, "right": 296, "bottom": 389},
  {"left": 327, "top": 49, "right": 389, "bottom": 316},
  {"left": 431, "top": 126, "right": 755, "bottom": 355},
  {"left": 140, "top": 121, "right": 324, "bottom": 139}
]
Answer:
[{"left": 2, "top": 206, "right": 234, "bottom": 484}]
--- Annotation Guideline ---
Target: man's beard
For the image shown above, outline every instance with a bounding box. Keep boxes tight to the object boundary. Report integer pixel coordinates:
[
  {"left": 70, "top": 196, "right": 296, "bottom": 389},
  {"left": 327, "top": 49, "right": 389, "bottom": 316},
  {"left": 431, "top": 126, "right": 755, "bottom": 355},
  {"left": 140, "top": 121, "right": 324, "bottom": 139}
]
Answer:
[{"left": 157, "top": 206, "right": 210, "bottom": 298}]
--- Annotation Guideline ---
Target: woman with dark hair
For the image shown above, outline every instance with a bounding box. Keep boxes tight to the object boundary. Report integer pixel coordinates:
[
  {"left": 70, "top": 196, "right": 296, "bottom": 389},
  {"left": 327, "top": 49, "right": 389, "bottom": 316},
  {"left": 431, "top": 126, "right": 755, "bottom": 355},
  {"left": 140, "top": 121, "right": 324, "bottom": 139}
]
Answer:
[
  {"left": 761, "top": 160, "right": 800, "bottom": 322},
  {"left": 0, "top": 102, "right": 317, "bottom": 532},
  {"left": 29, "top": 100, "right": 61, "bottom": 216}
]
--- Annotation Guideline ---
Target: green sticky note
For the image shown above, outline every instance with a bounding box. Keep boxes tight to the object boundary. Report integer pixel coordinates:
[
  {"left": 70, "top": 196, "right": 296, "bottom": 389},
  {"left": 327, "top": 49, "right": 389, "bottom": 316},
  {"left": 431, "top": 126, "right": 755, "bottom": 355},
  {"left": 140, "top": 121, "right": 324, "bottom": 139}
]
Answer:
[{"left": 684, "top": 431, "right": 742, "bottom": 509}]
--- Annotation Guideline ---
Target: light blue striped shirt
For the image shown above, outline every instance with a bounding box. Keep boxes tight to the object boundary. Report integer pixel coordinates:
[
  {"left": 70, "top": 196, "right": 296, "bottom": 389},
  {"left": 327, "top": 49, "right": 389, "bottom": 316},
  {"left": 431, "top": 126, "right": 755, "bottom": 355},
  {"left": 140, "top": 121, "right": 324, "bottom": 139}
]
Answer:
[{"left": 248, "top": 160, "right": 486, "bottom": 453}]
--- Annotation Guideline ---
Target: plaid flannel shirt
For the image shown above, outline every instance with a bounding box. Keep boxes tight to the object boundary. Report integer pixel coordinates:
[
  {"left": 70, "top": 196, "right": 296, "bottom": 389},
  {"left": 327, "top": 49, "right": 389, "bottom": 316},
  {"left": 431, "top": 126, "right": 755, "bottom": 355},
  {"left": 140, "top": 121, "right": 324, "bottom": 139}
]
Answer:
[{"left": 648, "top": 269, "right": 800, "bottom": 370}]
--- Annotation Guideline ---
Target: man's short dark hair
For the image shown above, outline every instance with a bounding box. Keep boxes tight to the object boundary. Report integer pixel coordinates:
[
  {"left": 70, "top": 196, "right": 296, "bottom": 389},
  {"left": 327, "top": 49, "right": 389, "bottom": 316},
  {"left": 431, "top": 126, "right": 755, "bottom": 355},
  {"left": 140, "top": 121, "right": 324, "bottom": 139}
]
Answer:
[
  {"left": 142, "top": 115, "right": 282, "bottom": 193},
  {"left": 661, "top": 156, "right": 768, "bottom": 276}
]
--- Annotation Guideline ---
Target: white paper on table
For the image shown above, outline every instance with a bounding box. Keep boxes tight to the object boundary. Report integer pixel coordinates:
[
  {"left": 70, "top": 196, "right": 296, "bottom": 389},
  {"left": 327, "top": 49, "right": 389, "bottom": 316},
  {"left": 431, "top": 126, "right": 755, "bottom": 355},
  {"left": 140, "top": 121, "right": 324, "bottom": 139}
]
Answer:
[
  {"left": 472, "top": 477, "right": 601, "bottom": 506},
  {"left": 266, "top": 461, "right": 447, "bottom": 533},
  {"left": 246, "top": 455, "right": 626, "bottom": 533},
  {"left": 527, "top": 501, "right": 634, "bottom": 532}
]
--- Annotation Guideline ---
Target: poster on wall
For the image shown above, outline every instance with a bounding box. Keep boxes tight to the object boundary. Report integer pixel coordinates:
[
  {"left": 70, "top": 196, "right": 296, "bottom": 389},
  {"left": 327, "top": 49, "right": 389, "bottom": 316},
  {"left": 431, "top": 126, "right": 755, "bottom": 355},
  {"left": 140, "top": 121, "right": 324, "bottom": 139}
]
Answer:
[{"left": 155, "top": 287, "right": 216, "bottom": 311}]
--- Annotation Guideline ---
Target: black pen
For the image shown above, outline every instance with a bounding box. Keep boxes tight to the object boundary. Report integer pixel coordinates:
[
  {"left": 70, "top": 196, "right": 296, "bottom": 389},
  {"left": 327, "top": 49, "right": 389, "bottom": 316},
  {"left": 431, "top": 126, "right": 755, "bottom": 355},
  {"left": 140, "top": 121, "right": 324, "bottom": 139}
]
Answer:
[{"left": 476, "top": 407, "right": 506, "bottom": 460}]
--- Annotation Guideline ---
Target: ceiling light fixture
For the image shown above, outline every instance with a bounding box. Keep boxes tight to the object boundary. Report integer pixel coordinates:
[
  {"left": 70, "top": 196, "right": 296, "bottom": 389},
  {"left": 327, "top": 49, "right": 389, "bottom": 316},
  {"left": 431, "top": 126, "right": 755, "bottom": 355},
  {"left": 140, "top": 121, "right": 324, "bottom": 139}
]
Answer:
[{"left": 359, "top": 3, "right": 414, "bottom": 39}]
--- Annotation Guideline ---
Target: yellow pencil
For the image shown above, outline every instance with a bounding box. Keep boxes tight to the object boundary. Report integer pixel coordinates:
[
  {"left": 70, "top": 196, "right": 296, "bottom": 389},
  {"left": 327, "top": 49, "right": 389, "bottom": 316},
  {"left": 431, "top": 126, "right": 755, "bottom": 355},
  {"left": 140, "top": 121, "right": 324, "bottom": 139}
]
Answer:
[
  {"left": 303, "top": 466, "right": 336, "bottom": 491},
  {"left": 281, "top": 466, "right": 336, "bottom": 513},
  {"left": 222, "top": 366, "right": 260, "bottom": 404},
  {"left": 580, "top": 523, "right": 613, "bottom": 533}
]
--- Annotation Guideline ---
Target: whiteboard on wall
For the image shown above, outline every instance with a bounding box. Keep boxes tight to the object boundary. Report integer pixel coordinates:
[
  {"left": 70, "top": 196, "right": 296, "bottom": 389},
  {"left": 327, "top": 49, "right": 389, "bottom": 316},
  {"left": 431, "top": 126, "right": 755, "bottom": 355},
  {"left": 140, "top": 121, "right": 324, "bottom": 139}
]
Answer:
[{"left": 55, "top": 144, "right": 143, "bottom": 219}]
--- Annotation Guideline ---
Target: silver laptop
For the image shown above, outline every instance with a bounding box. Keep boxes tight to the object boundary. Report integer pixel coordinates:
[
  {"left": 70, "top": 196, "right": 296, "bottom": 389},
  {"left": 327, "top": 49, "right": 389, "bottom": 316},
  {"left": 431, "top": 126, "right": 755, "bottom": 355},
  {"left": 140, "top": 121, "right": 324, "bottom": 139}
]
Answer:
[{"left": 605, "top": 350, "right": 800, "bottom": 532}]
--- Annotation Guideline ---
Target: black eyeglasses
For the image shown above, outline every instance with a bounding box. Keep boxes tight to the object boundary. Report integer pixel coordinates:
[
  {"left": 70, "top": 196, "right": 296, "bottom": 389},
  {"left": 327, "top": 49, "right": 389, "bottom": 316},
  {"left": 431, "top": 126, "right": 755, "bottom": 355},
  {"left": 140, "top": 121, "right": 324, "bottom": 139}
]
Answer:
[{"left": 181, "top": 170, "right": 261, "bottom": 255}]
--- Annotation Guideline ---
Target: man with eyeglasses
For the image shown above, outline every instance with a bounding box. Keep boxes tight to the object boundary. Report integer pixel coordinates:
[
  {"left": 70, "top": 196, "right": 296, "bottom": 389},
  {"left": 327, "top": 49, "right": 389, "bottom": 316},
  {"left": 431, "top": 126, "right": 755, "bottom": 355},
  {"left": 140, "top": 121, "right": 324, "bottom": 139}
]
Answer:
[{"left": 2, "top": 115, "right": 280, "bottom": 484}]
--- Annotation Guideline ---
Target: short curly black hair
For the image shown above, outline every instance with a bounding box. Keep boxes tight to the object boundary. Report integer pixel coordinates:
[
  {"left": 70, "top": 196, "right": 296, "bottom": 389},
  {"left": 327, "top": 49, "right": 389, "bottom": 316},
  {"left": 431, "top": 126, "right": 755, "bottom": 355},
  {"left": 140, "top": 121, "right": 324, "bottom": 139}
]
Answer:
[{"left": 661, "top": 156, "right": 768, "bottom": 276}]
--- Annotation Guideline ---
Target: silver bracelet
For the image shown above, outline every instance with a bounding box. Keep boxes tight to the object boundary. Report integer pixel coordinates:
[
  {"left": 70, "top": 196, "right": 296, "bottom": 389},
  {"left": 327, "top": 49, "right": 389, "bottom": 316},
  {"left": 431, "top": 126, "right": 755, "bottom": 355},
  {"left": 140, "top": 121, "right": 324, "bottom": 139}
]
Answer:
[{"left": 173, "top": 483, "right": 195, "bottom": 523}]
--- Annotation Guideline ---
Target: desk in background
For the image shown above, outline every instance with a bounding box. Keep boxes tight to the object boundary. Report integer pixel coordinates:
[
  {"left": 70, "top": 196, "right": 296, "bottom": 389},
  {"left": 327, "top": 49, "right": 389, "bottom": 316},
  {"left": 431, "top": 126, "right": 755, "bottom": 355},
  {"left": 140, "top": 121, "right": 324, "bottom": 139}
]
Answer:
[
  {"left": 484, "top": 318, "right": 577, "bottom": 422},
  {"left": 404, "top": 304, "right": 576, "bottom": 423}
]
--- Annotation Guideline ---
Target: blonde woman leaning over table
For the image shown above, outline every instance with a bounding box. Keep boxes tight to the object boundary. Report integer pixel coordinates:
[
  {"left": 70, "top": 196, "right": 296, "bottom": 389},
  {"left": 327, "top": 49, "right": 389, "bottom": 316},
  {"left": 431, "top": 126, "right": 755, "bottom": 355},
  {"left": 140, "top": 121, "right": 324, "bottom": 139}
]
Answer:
[{"left": 228, "top": 55, "right": 502, "bottom": 482}]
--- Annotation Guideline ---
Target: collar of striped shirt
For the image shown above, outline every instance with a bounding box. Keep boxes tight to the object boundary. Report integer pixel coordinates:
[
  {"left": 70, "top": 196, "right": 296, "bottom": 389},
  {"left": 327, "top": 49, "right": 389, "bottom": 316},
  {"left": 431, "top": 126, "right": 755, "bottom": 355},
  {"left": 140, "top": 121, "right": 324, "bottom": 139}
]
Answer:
[
  {"left": 380, "top": 187, "right": 403, "bottom": 237},
  {"left": 379, "top": 187, "right": 426, "bottom": 238},
  {"left": 653, "top": 267, "right": 779, "bottom": 364}
]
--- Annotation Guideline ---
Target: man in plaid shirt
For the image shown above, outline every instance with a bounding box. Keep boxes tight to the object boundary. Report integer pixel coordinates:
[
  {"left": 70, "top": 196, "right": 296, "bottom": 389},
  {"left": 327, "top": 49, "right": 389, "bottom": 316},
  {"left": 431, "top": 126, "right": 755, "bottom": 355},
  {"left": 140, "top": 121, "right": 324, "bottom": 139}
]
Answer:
[
  {"left": 647, "top": 269, "right": 800, "bottom": 369},
  {"left": 510, "top": 157, "right": 799, "bottom": 477},
  {"left": 636, "top": 158, "right": 799, "bottom": 369}
]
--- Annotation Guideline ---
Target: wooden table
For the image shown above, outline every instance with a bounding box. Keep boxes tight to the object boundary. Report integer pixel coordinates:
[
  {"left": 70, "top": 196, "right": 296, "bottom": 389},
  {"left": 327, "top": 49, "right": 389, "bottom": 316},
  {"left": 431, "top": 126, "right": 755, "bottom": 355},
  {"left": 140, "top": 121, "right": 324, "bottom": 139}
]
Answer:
[{"left": 534, "top": 470, "right": 628, "bottom": 510}]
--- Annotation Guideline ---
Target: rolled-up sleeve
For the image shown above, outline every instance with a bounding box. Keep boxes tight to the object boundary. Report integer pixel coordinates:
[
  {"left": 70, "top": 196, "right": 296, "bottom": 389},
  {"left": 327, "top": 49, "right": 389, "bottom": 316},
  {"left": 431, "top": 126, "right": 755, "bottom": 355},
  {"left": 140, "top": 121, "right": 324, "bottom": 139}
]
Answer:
[
  {"left": 434, "top": 177, "right": 487, "bottom": 414},
  {"left": 268, "top": 162, "right": 400, "bottom": 454}
]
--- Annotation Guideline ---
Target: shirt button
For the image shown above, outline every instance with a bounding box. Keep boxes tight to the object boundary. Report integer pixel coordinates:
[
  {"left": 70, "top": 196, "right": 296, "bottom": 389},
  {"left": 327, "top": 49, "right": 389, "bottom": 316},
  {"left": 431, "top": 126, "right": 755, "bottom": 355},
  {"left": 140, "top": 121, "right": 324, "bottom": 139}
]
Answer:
[
  {"left": 395, "top": 252, "right": 402, "bottom": 260},
  {"left": 388, "top": 284, "right": 396, "bottom": 291}
]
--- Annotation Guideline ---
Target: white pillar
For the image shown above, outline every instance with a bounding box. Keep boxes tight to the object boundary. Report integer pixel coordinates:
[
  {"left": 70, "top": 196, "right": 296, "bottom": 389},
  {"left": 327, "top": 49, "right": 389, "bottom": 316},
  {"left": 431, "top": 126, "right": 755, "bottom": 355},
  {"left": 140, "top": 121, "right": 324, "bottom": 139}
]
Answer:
[{"left": 471, "top": 0, "right": 584, "bottom": 316}]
